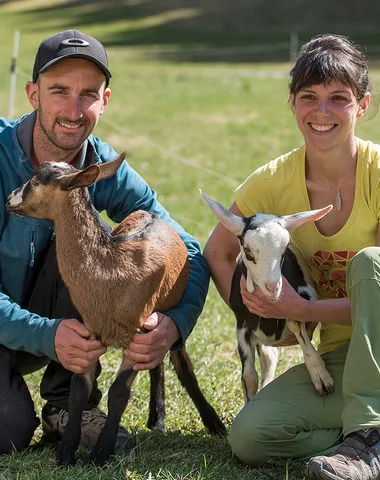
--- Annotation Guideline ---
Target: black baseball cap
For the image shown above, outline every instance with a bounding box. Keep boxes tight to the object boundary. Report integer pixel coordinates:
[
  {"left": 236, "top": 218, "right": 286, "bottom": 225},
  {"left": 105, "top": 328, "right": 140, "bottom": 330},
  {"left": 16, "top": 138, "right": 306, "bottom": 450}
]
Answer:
[{"left": 32, "top": 29, "right": 112, "bottom": 85}]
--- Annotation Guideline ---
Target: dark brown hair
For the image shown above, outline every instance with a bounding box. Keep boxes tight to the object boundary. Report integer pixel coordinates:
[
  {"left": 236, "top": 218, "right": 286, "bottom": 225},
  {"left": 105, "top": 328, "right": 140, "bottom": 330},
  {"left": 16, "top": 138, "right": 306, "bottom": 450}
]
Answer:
[{"left": 289, "top": 34, "right": 371, "bottom": 101}]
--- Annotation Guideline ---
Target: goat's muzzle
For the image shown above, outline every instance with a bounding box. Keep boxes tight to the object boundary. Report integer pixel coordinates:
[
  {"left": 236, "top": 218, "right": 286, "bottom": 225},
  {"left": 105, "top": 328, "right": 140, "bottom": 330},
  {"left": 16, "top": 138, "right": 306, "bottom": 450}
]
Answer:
[{"left": 6, "top": 187, "right": 24, "bottom": 216}]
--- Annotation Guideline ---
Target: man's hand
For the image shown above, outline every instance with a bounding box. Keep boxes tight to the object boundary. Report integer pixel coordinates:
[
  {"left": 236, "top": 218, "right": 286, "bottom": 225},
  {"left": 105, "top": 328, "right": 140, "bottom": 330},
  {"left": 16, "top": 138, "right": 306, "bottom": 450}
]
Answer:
[
  {"left": 55, "top": 319, "right": 106, "bottom": 374},
  {"left": 124, "top": 312, "right": 180, "bottom": 371}
]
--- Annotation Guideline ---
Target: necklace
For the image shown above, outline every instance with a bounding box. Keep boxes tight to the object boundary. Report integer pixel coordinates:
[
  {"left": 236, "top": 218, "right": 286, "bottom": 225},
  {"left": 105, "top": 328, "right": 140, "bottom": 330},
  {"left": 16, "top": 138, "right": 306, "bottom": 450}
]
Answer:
[{"left": 307, "top": 157, "right": 355, "bottom": 210}]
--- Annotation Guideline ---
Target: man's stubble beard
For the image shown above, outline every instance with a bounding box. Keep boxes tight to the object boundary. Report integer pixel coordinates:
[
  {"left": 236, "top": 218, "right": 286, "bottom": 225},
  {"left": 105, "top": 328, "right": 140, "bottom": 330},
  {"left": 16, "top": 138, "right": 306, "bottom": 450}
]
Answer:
[{"left": 37, "top": 105, "right": 88, "bottom": 152}]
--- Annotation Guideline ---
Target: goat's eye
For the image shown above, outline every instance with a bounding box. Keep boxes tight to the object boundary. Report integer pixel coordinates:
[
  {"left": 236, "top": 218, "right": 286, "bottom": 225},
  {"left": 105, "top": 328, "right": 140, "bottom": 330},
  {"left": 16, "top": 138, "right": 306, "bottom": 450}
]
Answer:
[
  {"left": 31, "top": 179, "right": 40, "bottom": 187},
  {"left": 243, "top": 247, "right": 256, "bottom": 264}
]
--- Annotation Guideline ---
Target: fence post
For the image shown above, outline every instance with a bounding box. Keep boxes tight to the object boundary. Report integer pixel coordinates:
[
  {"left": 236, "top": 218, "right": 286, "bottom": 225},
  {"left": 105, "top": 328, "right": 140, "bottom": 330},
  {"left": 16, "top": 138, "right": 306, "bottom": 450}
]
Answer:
[
  {"left": 289, "top": 32, "right": 298, "bottom": 63},
  {"left": 8, "top": 30, "right": 20, "bottom": 119}
]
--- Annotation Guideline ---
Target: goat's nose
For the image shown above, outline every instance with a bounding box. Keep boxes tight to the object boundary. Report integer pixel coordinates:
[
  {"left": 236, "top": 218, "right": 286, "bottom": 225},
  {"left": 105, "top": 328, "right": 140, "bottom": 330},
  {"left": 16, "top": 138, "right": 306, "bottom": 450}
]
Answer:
[
  {"left": 7, "top": 187, "right": 19, "bottom": 201},
  {"left": 265, "top": 281, "right": 281, "bottom": 293}
]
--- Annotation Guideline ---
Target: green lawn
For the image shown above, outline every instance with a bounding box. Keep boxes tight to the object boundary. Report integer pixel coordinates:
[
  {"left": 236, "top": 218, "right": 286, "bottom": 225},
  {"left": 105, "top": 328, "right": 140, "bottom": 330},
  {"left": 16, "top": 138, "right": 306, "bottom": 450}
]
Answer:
[{"left": 1, "top": 1, "right": 380, "bottom": 479}]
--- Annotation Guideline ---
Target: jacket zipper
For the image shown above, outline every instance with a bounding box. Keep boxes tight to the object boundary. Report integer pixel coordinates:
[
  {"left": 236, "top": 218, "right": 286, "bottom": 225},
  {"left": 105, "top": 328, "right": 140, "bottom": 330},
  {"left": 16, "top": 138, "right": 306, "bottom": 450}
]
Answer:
[{"left": 29, "top": 230, "right": 36, "bottom": 267}]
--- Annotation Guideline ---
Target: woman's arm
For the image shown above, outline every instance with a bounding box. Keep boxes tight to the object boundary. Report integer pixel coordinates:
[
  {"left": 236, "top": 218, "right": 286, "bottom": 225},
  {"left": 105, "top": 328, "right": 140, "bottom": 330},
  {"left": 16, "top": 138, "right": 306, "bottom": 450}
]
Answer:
[
  {"left": 204, "top": 201, "right": 352, "bottom": 326},
  {"left": 240, "top": 275, "right": 352, "bottom": 325},
  {"left": 298, "top": 296, "right": 351, "bottom": 324},
  {"left": 257, "top": 222, "right": 380, "bottom": 326},
  {"left": 203, "top": 202, "right": 242, "bottom": 306}
]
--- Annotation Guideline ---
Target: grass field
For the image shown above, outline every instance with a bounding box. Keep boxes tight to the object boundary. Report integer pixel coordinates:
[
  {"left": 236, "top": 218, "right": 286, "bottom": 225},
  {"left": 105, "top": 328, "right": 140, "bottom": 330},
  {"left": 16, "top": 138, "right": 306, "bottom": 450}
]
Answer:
[{"left": 1, "top": 1, "right": 380, "bottom": 479}]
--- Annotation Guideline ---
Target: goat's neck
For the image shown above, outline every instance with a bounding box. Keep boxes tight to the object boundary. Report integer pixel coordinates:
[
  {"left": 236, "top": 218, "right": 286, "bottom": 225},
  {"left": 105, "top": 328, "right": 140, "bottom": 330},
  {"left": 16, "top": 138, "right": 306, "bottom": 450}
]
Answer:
[{"left": 53, "top": 189, "right": 112, "bottom": 271}]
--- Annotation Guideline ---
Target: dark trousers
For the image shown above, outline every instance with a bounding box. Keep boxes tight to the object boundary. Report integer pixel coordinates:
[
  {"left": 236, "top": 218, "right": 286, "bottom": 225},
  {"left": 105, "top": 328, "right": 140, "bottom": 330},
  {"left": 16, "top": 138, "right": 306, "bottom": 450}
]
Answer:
[{"left": 0, "top": 238, "right": 102, "bottom": 453}]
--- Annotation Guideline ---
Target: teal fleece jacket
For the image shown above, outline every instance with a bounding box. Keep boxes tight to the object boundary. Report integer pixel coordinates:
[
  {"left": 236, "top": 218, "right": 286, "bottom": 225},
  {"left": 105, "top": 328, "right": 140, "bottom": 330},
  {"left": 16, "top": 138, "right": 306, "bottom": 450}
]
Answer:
[{"left": 0, "top": 113, "right": 209, "bottom": 361}]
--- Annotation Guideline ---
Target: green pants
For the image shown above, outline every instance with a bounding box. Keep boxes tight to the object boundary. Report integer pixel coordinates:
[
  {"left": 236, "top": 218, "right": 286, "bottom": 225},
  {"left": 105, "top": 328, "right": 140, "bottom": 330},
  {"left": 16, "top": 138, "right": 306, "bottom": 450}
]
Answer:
[{"left": 229, "top": 246, "right": 380, "bottom": 466}]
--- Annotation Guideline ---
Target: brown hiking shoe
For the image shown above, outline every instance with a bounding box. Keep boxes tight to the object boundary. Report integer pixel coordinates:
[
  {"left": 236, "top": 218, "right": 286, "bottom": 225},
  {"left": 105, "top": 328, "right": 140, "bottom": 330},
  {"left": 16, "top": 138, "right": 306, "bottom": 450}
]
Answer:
[
  {"left": 305, "top": 429, "right": 380, "bottom": 480},
  {"left": 41, "top": 404, "right": 136, "bottom": 451}
]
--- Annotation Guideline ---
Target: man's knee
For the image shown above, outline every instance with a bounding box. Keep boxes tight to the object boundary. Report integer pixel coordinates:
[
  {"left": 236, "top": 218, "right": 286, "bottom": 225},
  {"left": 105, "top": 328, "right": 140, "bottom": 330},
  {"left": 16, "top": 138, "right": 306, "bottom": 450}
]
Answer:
[
  {"left": 0, "top": 400, "right": 39, "bottom": 453},
  {"left": 15, "top": 351, "right": 50, "bottom": 375},
  {"left": 0, "top": 346, "right": 40, "bottom": 453},
  {"left": 347, "top": 247, "right": 380, "bottom": 288}
]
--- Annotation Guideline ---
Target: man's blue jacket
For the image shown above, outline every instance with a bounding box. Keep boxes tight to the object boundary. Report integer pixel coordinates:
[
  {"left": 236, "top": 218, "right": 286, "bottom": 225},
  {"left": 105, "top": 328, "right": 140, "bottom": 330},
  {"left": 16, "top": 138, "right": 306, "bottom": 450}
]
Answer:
[{"left": 0, "top": 113, "right": 210, "bottom": 361}]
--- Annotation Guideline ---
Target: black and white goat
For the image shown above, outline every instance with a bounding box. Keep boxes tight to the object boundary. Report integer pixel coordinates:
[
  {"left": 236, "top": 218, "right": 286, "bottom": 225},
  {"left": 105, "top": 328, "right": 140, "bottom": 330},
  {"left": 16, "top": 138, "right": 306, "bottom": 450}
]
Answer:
[
  {"left": 7, "top": 155, "right": 225, "bottom": 467},
  {"left": 201, "top": 192, "right": 334, "bottom": 400}
]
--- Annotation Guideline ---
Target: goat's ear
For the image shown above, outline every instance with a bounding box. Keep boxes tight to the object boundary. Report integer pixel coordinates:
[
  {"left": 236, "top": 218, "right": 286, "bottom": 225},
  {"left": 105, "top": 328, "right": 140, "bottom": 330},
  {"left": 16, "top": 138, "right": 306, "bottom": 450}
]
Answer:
[
  {"left": 200, "top": 190, "right": 245, "bottom": 236},
  {"left": 59, "top": 165, "right": 100, "bottom": 191},
  {"left": 282, "top": 204, "right": 333, "bottom": 231},
  {"left": 96, "top": 152, "right": 127, "bottom": 181}
]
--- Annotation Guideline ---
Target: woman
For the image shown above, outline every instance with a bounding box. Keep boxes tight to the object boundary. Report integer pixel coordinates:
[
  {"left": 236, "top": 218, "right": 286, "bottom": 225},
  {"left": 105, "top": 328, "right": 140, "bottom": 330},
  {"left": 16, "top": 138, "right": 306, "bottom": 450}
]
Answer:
[{"left": 204, "top": 33, "right": 380, "bottom": 480}]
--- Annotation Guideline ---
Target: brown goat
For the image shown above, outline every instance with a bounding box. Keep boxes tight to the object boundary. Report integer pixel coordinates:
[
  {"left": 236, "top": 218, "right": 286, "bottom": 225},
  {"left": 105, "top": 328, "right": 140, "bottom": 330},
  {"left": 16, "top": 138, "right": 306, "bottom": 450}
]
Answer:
[{"left": 7, "top": 153, "right": 225, "bottom": 467}]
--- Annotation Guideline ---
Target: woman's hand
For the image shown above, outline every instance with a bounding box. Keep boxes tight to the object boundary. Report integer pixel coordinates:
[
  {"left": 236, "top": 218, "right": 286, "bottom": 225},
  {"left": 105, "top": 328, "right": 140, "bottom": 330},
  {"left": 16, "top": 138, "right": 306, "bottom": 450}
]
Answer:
[
  {"left": 240, "top": 275, "right": 309, "bottom": 321},
  {"left": 240, "top": 275, "right": 316, "bottom": 346}
]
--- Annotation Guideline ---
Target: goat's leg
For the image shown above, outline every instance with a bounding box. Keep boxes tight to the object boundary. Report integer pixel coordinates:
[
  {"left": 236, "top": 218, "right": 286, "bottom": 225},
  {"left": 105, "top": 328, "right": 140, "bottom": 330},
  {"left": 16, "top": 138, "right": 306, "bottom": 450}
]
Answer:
[
  {"left": 256, "top": 343, "right": 279, "bottom": 389},
  {"left": 170, "top": 348, "right": 226, "bottom": 435},
  {"left": 89, "top": 357, "right": 137, "bottom": 467},
  {"left": 147, "top": 362, "right": 166, "bottom": 431},
  {"left": 237, "top": 327, "right": 259, "bottom": 402},
  {"left": 56, "top": 366, "right": 95, "bottom": 466},
  {"left": 286, "top": 320, "right": 334, "bottom": 396}
]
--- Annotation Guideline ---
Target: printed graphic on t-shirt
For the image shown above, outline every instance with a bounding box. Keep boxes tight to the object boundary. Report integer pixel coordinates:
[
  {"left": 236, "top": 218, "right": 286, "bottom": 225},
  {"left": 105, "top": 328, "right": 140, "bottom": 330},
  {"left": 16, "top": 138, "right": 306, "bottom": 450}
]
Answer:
[{"left": 311, "top": 250, "right": 357, "bottom": 298}]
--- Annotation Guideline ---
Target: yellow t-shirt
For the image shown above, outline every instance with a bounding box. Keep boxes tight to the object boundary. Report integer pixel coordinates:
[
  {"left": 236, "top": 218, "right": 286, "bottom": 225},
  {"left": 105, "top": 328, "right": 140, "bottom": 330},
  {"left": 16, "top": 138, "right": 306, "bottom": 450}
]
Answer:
[{"left": 235, "top": 137, "right": 380, "bottom": 355}]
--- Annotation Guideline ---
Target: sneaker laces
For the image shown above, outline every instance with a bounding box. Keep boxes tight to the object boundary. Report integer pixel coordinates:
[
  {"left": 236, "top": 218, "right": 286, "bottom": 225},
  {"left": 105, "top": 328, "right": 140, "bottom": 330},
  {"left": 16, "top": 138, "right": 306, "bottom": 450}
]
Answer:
[
  {"left": 337, "top": 430, "right": 380, "bottom": 462},
  {"left": 56, "top": 408, "right": 69, "bottom": 430},
  {"left": 53, "top": 406, "right": 108, "bottom": 430},
  {"left": 307, "top": 430, "right": 380, "bottom": 480},
  {"left": 81, "top": 408, "right": 108, "bottom": 429}
]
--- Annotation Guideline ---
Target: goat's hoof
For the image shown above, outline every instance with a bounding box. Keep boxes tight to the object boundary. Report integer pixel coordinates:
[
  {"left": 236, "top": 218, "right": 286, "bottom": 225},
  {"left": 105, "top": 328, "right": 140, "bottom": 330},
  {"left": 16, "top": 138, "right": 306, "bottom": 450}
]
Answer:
[
  {"left": 322, "top": 381, "right": 335, "bottom": 396},
  {"left": 207, "top": 418, "right": 227, "bottom": 436},
  {"left": 147, "top": 420, "right": 166, "bottom": 433},
  {"left": 315, "top": 375, "right": 335, "bottom": 396},
  {"left": 89, "top": 446, "right": 115, "bottom": 467},
  {"left": 56, "top": 443, "right": 77, "bottom": 466}
]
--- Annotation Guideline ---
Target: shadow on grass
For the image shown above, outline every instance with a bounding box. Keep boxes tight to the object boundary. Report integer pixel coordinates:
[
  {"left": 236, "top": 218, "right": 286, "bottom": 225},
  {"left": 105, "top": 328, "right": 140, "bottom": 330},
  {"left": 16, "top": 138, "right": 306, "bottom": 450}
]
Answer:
[
  {"left": 10, "top": 0, "right": 380, "bottom": 63},
  {"left": 23, "top": 429, "right": 307, "bottom": 479}
]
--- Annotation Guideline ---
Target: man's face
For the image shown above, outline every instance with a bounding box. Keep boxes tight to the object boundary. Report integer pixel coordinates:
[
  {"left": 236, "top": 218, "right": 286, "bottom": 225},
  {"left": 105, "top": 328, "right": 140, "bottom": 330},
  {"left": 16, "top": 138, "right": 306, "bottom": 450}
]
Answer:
[{"left": 26, "top": 58, "right": 111, "bottom": 151}]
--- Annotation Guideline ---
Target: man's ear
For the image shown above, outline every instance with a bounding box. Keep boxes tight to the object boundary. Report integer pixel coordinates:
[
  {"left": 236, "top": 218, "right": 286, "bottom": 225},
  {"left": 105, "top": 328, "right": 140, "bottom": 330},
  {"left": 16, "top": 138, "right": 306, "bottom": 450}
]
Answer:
[
  {"left": 25, "top": 81, "right": 39, "bottom": 110},
  {"left": 100, "top": 87, "right": 111, "bottom": 115},
  {"left": 357, "top": 92, "right": 371, "bottom": 118}
]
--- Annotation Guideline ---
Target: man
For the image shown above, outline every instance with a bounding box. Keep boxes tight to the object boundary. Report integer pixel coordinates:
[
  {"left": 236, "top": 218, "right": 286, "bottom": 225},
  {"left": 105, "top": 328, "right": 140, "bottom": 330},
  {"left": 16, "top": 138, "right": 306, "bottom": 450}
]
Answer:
[{"left": 0, "top": 30, "right": 209, "bottom": 453}]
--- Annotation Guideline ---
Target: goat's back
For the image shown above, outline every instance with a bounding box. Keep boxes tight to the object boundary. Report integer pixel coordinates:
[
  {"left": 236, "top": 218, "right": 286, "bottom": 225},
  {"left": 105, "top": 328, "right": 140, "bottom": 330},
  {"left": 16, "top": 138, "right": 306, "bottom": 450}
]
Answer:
[
  {"left": 114, "top": 210, "right": 190, "bottom": 312},
  {"left": 66, "top": 210, "right": 189, "bottom": 348}
]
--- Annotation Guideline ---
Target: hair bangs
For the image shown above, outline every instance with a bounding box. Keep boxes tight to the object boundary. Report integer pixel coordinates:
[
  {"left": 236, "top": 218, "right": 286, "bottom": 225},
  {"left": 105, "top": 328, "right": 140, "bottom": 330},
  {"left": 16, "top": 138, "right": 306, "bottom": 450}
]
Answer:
[
  {"left": 291, "top": 50, "right": 359, "bottom": 96},
  {"left": 289, "top": 34, "right": 371, "bottom": 101}
]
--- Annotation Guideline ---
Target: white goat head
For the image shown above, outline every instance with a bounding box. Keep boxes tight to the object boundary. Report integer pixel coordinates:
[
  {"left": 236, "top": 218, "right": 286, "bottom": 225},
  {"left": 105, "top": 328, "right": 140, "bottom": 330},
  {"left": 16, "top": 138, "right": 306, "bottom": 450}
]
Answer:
[
  {"left": 201, "top": 191, "right": 332, "bottom": 299},
  {"left": 7, "top": 152, "right": 126, "bottom": 220}
]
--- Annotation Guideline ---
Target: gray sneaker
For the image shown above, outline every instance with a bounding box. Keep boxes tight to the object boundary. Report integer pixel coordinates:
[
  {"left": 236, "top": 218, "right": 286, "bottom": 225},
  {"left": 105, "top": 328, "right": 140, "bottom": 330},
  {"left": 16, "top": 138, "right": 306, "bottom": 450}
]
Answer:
[
  {"left": 305, "top": 429, "right": 380, "bottom": 480},
  {"left": 41, "top": 404, "right": 136, "bottom": 451}
]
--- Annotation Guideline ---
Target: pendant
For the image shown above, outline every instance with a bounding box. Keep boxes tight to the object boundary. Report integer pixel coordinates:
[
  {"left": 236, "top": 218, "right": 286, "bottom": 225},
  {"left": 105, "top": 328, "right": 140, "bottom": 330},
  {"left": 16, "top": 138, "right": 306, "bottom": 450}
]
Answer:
[{"left": 336, "top": 191, "right": 342, "bottom": 210}]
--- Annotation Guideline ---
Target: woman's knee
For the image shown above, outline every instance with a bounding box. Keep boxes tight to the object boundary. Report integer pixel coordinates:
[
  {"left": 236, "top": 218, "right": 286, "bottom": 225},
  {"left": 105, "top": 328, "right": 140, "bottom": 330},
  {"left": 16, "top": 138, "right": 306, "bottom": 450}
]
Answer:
[
  {"left": 347, "top": 247, "right": 380, "bottom": 287},
  {"left": 229, "top": 400, "right": 275, "bottom": 467}
]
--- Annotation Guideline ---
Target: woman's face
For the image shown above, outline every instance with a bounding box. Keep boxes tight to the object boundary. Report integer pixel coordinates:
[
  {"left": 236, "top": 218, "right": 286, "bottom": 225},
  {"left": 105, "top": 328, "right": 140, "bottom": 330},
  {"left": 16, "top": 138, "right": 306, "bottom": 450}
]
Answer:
[{"left": 290, "top": 80, "right": 370, "bottom": 152}]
